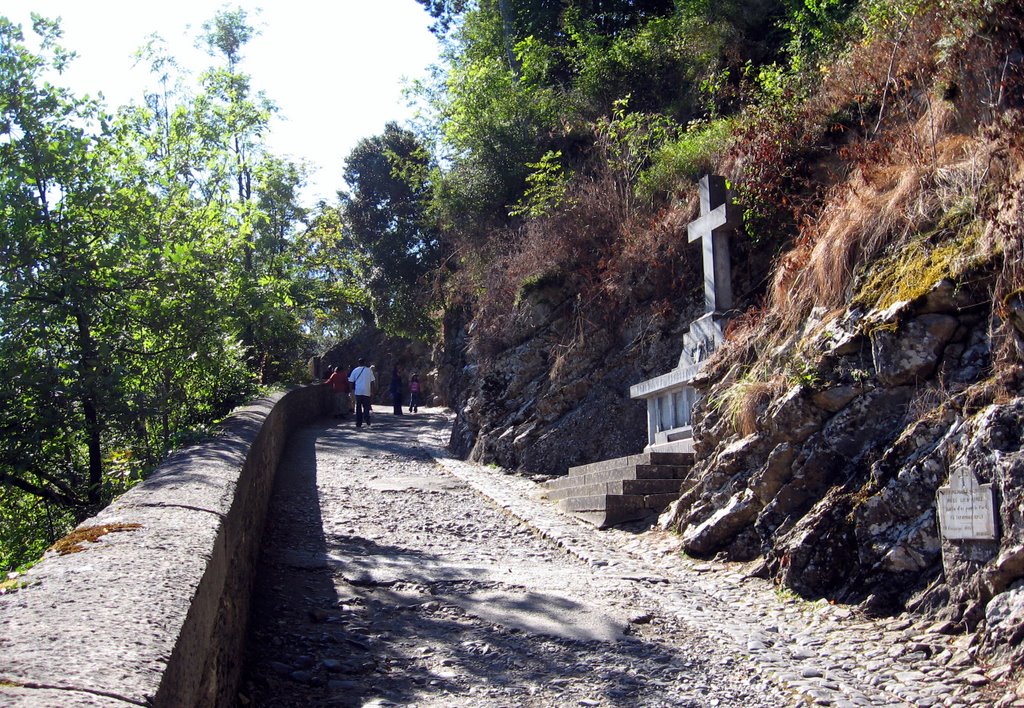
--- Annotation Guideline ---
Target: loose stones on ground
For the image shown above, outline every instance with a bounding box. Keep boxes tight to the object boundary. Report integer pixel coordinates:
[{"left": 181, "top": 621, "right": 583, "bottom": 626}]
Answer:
[
  {"left": 240, "top": 416, "right": 788, "bottom": 707},
  {"left": 240, "top": 413, "right": 1019, "bottom": 707}
]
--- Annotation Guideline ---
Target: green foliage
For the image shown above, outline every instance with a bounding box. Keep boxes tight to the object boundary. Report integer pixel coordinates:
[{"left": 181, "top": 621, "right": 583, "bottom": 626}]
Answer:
[
  {"left": 595, "top": 97, "right": 680, "bottom": 213},
  {"left": 341, "top": 123, "right": 442, "bottom": 338},
  {"left": 0, "top": 486, "right": 72, "bottom": 574},
  {"left": 198, "top": 6, "right": 257, "bottom": 67},
  {"left": 0, "top": 9, "right": 360, "bottom": 572},
  {"left": 509, "top": 150, "right": 568, "bottom": 219},
  {"left": 786, "top": 357, "right": 823, "bottom": 389},
  {"left": 564, "top": 11, "right": 717, "bottom": 119},
  {"left": 434, "top": 10, "right": 563, "bottom": 224},
  {"left": 781, "top": 0, "right": 861, "bottom": 72},
  {"left": 749, "top": 61, "right": 791, "bottom": 101},
  {"left": 638, "top": 118, "right": 737, "bottom": 203},
  {"left": 414, "top": 1, "right": 711, "bottom": 231}
]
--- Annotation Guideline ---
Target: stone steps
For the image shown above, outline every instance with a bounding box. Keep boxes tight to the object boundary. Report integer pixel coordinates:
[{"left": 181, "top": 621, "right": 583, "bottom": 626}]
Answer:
[
  {"left": 545, "top": 477, "right": 683, "bottom": 502},
  {"left": 542, "top": 452, "right": 693, "bottom": 528},
  {"left": 544, "top": 463, "right": 691, "bottom": 493},
  {"left": 566, "top": 451, "right": 693, "bottom": 477}
]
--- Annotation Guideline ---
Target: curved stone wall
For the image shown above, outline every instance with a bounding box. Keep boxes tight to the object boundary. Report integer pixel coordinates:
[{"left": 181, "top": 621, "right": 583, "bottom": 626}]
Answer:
[{"left": 0, "top": 385, "right": 330, "bottom": 707}]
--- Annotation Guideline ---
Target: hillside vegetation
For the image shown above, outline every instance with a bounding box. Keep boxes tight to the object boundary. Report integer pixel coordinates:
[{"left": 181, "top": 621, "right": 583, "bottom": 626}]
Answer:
[
  {"left": 415, "top": 0, "right": 1022, "bottom": 467},
  {"left": 410, "top": 0, "right": 1024, "bottom": 669},
  {"left": 0, "top": 11, "right": 367, "bottom": 571}
]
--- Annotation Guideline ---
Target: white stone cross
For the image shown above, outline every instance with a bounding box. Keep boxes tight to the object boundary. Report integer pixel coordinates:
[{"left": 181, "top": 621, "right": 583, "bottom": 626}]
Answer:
[{"left": 687, "top": 175, "right": 738, "bottom": 314}]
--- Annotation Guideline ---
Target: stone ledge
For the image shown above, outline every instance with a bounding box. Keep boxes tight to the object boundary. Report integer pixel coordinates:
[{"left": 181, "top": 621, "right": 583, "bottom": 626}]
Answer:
[
  {"left": 629, "top": 364, "right": 700, "bottom": 399},
  {"left": 0, "top": 384, "right": 330, "bottom": 707}
]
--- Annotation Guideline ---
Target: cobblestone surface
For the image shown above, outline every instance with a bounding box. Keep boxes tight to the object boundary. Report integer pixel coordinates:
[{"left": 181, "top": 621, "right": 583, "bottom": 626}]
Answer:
[{"left": 239, "top": 409, "right": 1018, "bottom": 707}]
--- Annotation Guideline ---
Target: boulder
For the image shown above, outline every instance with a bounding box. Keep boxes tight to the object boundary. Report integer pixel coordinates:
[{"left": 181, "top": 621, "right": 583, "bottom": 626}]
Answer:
[
  {"left": 811, "top": 384, "right": 863, "bottom": 413},
  {"left": 854, "top": 417, "right": 958, "bottom": 573},
  {"left": 776, "top": 492, "right": 859, "bottom": 597},
  {"left": 871, "top": 314, "right": 958, "bottom": 386},
  {"left": 949, "top": 325, "right": 991, "bottom": 384},
  {"left": 878, "top": 511, "right": 941, "bottom": 573},
  {"left": 749, "top": 443, "right": 796, "bottom": 504},
  {"left": 914, "top": 278, "right": 978, "bottom": 314},
  {"left": 822, "top": 386, "right": 914, "bottom": 459},
  {"left": 682, "top": 490, "right": 761, "bottom": 557},
  {"left": 813, "top": 308, "right": 867, "bottom": 357},
  {"left": 765, "top": 385, "right": 828, "bottom": 443},
  {"left": 982, "top": 582, "right": 1024, "bottom": 665}
]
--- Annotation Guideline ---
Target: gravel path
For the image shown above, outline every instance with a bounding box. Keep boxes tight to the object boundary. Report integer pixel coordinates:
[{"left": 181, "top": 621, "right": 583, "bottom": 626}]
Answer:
[{"left": 238, "top": 409, "right": 1011, "bottom": 707}]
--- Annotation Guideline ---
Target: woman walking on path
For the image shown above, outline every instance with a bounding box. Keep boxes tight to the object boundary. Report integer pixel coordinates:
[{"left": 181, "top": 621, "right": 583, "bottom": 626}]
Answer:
[
  {"left": 408, "top": 373, "right": 420, "bottom": 413},
  {"left": 390, "top": 365, "right": 404, "bottom": 416},
  {"left": 325, "top": 366, "right": 350, "bottom": 418}
]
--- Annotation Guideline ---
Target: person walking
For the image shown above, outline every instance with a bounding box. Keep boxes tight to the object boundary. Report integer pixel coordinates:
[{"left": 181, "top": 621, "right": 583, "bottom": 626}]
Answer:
[
  {"left": 348, "top": 358, "right": 375, "bottom": 428},
  {"left": 390, "top": 365, "right": 404, "bottom": 416},
  {"left": 408, "top": 373, "right": 420, "bottom": 413},
  {"left": 325, "top": 365, "right": 350, "bottom": 418}
]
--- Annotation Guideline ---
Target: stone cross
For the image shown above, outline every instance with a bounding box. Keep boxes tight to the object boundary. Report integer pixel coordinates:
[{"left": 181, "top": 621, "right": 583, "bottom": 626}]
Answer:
[{"left": 687, "top": 175, "right": 738, "bottom": 314}]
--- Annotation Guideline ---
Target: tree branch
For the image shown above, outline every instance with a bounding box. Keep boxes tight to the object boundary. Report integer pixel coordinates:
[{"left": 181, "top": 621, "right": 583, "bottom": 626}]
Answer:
[{"left": 0, "top": 471, "right": 84, "bottom": 509}]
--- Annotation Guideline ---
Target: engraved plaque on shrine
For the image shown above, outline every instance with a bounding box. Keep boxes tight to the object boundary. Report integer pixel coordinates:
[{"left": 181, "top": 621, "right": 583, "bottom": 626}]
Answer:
[{"left": 937, "top": 468, "right": 997, "bottom": 541}]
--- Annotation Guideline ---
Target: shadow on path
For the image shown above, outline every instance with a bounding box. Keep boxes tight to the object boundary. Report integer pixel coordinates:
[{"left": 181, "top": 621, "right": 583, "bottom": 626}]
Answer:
[{"left": 238, "top": 411, "right": 709, "bottom": 707}]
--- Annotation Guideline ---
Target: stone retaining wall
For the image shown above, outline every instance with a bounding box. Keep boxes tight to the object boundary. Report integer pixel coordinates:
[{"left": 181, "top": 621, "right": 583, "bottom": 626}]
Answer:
[{"left": 0, "top": 385, "right": 330, "bottom": 707}]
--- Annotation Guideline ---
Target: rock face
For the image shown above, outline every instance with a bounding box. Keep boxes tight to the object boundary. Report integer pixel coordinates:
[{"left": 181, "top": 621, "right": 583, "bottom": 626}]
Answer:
[
  {"left": 659, "top": 278, "right": 1024, "bottom": 666},
  {"left": 446, "top": 276, "right": 704, "bottom": 473},
  {"left": 436, "top": 233, "right": 1024, "bottom": 669}
]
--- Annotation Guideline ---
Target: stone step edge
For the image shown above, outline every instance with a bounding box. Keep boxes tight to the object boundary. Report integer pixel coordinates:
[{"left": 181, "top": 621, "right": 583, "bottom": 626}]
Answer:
[
  {"left": 567, "top": 451, "right": 693, "bottom": 477},
  {"left": 545, "top": 464, "right": 691, "bottom": 492},
  {"left": 557, "top": 492, "right": 681, "bottom": 514},
  {"left": 544, "top": 478, "right": 683, "bottom": 502},
  {"left": 568, "top": 508, "right": 658, "bottom": 529}
]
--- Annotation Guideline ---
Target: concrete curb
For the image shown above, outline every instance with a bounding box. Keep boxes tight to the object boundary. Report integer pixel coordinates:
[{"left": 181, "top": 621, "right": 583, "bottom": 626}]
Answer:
[{"left": 0, "top": 384, "right": 330, "bottom": 707}]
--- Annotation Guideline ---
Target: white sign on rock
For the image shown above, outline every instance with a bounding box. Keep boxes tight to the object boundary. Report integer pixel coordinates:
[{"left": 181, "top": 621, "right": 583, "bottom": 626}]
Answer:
[{"left": 937, "top": 467, "right": 997, "bottom": 541}]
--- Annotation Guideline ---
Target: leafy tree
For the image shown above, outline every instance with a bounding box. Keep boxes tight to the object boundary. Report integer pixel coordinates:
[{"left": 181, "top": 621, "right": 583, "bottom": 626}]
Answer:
[
  {"left": 413, "top": 0, "right": 742, "bottom": 230},
  {"left": 341, "top": 123, "right": 441, "bottom": 336},
  {"left": 292, "top": 202, "right": 374, "bottom": 344},
  {"left": 416, "top": 0, "right": 472, "bottom": 36},
  {"left": 0, "top": 9, "right": 327, "bottom": 571},
  {"left": 191, "top": 7, "right": 293, "bottom": 381},
  {"left": 781, "top": 0, "right": 861, "bottom": 72},
  {"left": 417, "top": 2, "right": 567, "bottom": 230},
  {"left": 1, "top": 14, "right": 128, "bottom": 512}
]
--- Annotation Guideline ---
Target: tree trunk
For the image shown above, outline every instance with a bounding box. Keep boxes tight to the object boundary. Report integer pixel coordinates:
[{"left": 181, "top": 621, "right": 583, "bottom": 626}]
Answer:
[
  {"left": 75, "top": 309, "right": 103, "bottom": 507},
  {"left": 496, "top": 0, "right": 521, "bottom": 75}
]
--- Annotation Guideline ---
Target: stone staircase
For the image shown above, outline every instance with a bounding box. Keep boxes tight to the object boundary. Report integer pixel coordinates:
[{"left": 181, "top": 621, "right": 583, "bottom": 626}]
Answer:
[{"left": 542, "top": 452, "right": 693, "bottom": 528}]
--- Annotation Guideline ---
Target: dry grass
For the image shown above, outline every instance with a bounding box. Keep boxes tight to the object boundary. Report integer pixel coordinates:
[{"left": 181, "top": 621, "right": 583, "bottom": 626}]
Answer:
[
  {"left": 456, "top": 0, "right": 1024, "bottom": 387},
  {"left": 767, "top": 118, "right": 1009, "bottom": 341},
  {"left": 697, "top": 1, "right": 1024, "bottom": 404},
  {"left": 989, "top": 155, "right": 1024, "bottom": 365},
  {"left": 464, "top": 163, "right": 701, "bottom": 366},
  {"left": 467, "top": 174, "right": 624, "bottom": 357},
  {"left": 722, "top": 376, "right": 786, "bottom": 436}
]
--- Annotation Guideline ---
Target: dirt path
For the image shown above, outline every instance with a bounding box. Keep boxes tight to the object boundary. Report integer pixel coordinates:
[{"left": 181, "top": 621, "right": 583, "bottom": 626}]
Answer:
[{"left": 238, "top": 409, "right": 785, "bottom": 707}]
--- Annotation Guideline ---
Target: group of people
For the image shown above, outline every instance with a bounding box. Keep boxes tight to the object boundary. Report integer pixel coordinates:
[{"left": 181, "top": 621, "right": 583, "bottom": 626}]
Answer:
[{"left": 323, "top": 359, "right": 421, "bottom": 429}]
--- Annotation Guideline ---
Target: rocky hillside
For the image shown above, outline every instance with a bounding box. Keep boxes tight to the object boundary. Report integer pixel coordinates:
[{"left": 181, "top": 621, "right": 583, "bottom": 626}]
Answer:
[{"left": 431, "top": 0, "right": 1024, "bottom": 671}]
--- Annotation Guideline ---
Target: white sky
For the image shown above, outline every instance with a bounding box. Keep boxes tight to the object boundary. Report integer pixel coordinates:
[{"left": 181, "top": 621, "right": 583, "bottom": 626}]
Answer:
[{"left": 6, "top": 1, "right": 442, "bottom": 204}]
